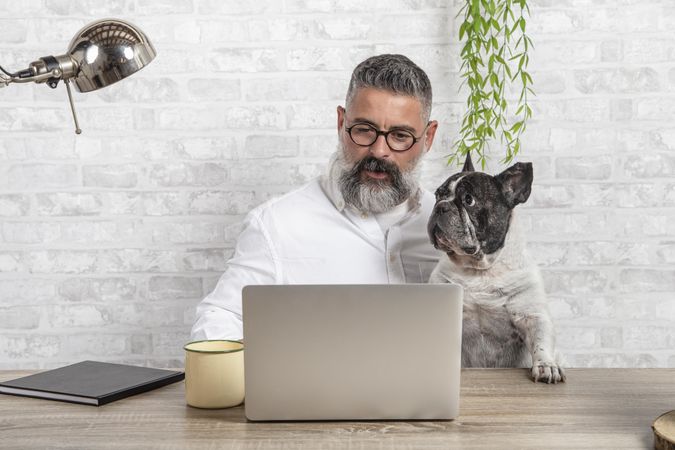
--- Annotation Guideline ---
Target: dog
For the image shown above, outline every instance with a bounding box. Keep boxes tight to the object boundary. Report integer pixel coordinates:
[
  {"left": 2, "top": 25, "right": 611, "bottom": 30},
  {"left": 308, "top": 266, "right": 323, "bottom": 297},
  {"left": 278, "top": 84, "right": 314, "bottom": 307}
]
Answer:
[{"left": 427, "top": 154, "right": 565, "bottom": 383}]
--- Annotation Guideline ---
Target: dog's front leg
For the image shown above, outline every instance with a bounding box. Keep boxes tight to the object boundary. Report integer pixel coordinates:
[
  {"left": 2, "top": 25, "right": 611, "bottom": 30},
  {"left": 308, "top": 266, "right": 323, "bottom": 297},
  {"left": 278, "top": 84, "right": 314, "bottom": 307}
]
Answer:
[{"left": 511, "top": 310, "right": 566, "bottom": 384}]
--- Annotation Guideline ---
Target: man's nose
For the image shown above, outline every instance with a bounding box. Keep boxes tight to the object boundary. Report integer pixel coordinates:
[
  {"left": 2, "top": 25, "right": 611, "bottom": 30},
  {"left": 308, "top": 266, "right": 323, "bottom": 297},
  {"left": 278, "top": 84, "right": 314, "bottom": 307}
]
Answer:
[{"left": 368, "top": 134, "right": 392, "bottom": 158}]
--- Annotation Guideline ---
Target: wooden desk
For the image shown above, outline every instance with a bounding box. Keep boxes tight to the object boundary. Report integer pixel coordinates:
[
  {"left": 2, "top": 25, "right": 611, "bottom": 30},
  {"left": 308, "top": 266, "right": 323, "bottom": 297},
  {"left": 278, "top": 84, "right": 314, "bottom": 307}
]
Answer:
[{"left": 1, "top": 369, "right": 673, "bottom": 449}]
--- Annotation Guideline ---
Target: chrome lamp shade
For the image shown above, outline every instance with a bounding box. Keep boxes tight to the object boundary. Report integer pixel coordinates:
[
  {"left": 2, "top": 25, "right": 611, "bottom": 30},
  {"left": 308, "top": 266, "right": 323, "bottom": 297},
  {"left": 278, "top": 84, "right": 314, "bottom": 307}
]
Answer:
[
  {"left": 0, "top": 18, "right": 156, "bottom": 133},
  {"left": 68, "top": 19, "right": 156, "bottom": 93}
]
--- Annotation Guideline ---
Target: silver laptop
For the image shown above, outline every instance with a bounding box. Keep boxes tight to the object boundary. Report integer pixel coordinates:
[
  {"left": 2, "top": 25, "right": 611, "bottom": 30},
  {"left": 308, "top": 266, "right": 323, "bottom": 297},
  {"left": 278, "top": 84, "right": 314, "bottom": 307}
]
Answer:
[{"left": 242, "top": 284, "right": 463, "bottom": 421}]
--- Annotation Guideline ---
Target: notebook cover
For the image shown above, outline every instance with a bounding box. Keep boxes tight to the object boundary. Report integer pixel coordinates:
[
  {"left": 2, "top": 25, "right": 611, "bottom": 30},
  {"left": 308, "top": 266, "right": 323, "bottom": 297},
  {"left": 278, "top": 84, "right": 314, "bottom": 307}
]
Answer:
[{"left": 0, "top": 360, "right": 184, "bottom": 406}]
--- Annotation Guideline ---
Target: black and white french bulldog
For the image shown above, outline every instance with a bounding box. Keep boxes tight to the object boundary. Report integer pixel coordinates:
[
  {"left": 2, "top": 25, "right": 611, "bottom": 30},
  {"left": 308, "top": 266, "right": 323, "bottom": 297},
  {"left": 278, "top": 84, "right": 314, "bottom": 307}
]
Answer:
[{"left": 427, "top": 154, "right": 565, "bottom": 383}]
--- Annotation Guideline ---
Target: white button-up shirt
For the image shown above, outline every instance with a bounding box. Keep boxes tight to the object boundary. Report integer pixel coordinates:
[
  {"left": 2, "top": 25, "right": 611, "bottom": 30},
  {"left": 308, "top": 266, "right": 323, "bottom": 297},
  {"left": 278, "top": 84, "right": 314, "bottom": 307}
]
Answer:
[{"left": 190, "top": 157, "right": 444, "bottom": 341}]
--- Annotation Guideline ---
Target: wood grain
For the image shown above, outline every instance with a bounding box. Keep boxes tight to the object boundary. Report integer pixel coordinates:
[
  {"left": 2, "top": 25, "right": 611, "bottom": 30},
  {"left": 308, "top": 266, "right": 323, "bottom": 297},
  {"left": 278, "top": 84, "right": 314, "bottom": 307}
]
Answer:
[{"left": 1, "top": 368, "right": 673, "bottom": 449}]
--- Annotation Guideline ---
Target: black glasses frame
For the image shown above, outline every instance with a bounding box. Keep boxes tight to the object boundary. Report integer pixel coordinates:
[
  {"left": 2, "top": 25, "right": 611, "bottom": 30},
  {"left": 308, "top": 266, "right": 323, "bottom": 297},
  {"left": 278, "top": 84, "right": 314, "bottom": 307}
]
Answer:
[{"left": 345, "top": 122, "right": 428, "bottom": 152}]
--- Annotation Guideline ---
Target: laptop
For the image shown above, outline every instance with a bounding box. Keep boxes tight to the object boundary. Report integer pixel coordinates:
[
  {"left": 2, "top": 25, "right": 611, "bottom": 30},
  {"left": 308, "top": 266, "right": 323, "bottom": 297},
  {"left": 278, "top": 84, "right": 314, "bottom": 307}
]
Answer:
[{"left": 242, "top": 284, "right": 463, "bottom": 421}]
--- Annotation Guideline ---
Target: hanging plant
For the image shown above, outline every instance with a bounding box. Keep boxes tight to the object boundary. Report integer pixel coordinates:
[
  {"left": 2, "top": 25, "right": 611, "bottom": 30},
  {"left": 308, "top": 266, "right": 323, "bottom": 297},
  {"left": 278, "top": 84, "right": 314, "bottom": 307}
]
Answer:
[{"left": 450, "top": 0, "right": 534, "bottom": 169}]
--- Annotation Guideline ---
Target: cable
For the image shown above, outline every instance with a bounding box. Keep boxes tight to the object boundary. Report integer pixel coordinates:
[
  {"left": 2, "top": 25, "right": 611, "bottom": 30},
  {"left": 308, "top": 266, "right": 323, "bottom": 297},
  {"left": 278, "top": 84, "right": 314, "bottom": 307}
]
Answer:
[{"left": 0, "top": 64, "right": 16, "bottom": 77}]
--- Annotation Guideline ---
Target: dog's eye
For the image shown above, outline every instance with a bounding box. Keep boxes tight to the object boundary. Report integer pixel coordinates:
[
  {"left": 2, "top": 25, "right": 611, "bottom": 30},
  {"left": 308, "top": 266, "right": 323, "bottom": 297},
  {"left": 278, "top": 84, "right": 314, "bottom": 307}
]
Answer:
[{"left": 463, "top": 194, "right": 475, "bottom": 207}]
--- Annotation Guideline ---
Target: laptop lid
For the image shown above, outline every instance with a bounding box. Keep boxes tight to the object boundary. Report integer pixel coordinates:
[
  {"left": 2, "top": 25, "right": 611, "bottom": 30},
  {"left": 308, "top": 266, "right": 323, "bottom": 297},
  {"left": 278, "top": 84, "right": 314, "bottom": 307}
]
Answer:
[{"left": 242, "top": 284, "right": 463, "bottom": 421}]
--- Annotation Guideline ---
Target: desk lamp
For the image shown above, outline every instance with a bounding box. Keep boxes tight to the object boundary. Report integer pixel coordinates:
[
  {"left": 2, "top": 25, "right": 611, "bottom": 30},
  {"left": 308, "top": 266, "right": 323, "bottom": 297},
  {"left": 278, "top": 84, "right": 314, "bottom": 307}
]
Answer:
[{"left": 0, "top": 18, "right": 156, "bottom": 134}]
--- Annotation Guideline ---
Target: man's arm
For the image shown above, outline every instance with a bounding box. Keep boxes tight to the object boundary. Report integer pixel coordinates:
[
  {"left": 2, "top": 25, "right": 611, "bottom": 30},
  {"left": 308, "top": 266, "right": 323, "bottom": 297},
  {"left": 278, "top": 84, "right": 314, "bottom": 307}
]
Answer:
[{"left": 190, "top": 210, "right": 278, "bottom": 341}]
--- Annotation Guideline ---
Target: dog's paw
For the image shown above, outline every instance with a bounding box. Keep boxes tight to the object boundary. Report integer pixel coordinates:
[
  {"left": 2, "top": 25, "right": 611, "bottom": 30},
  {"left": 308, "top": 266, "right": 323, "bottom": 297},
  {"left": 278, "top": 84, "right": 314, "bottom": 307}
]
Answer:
[{"left": 530, "top": 361, "right": 566, "bottom": 384}]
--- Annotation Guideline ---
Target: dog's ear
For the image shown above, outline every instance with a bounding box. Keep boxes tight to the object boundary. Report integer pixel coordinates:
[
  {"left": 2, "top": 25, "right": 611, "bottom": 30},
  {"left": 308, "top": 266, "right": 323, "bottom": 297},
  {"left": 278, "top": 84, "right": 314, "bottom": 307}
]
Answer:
[
  {"left": 495, "top": 162, "right": 533, "bottom": 208},
  {"left": 462, "top": 152, "right": 475, "bottom": 172}
]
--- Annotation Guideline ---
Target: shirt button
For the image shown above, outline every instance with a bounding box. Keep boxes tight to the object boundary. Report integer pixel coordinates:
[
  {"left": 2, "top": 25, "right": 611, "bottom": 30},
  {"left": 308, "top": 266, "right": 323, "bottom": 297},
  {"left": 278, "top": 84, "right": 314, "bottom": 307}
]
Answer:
[{"left": 389, "top": 255, "right": 396, "bottom": 262}]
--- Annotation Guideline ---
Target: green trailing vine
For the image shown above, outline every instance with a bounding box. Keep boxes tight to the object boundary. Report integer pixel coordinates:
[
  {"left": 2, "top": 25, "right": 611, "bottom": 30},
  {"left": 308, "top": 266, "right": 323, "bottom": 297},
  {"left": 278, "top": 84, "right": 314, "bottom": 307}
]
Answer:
[{"left": 450, "top": 0, "right": 534, "bottom": 169}]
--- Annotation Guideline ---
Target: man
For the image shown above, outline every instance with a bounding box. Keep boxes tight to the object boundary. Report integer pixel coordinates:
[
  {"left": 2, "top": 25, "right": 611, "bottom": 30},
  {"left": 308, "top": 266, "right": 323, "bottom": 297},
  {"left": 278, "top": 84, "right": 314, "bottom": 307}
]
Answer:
[{"left": 191, "top": 54, "right": 442, "bottom": 340}]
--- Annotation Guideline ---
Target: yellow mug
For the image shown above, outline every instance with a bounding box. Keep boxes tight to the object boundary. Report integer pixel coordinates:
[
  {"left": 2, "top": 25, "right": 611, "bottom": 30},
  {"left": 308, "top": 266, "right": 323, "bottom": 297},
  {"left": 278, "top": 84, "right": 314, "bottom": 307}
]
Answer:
[{"left": 184, "top": 340, "right": 245, "bottom": 409}]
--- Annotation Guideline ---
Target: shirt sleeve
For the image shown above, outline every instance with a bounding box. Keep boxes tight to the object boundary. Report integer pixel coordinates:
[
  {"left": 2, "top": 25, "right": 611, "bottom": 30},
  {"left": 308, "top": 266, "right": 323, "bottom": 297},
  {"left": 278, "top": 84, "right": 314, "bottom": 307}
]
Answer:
[{"left": 190, "top": 209, "right": 278, "bottom": 341}]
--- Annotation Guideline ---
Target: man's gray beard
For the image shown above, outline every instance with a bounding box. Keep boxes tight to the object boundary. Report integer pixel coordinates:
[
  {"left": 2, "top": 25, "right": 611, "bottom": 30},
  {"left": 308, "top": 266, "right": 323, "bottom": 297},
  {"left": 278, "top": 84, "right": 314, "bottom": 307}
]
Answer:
[{"left": 334, "top": 142, "right": 422, "bottom": 214}]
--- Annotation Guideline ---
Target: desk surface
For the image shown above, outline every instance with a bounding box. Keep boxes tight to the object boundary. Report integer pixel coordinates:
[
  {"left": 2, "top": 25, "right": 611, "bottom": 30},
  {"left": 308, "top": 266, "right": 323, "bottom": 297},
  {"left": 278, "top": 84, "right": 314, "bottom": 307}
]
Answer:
[{"left": 1, "top": 368, "right": 673, "bottom": 449}]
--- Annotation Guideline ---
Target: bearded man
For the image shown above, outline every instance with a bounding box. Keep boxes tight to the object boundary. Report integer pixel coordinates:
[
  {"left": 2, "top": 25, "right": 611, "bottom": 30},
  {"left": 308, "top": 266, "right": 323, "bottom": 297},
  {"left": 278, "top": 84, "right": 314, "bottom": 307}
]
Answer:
[{"left": 191, "top": 54, "right": 442, "bottom": 341}]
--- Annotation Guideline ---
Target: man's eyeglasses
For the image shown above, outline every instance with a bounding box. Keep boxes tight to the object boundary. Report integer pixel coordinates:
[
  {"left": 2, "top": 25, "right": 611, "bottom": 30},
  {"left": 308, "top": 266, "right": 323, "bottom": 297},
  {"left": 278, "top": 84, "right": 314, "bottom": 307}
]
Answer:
[{"left": 345, "top": 122, "right": 427, "bottom": 152}]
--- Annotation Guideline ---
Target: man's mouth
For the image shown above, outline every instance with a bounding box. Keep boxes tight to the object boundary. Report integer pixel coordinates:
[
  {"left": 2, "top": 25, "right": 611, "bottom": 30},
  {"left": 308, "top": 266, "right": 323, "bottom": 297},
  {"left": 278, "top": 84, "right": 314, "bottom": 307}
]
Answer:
[{"left": 363, "top": 170, "right": 390, "bottom": 180}]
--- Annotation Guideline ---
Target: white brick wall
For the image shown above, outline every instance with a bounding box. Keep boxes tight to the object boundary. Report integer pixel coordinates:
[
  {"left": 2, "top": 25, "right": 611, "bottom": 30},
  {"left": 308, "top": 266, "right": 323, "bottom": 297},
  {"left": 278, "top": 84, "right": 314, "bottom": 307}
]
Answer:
[{"left": 0, "top": 0, "right": 673, "bottom": 369}]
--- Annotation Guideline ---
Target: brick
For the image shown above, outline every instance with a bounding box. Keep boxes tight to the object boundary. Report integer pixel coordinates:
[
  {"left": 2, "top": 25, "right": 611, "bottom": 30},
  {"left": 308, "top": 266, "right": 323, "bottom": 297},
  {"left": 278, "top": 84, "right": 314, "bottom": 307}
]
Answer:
[
  {"left": 287, "top": 104, "right": 335, "bottom": 129},
  {"left": 531, "top": 71, "right": 566, "bottom": 94},
  {"left": 2, "top": 222, "right": 61, "bottom": 244},
  {"left": 175, "top": 137, "right": 237, "bottom": 160},
  {"left": 624, "top": 38, "right": 675, "bottom": 64},
  {"left": 196, "top": 0, "right": 281, "bottom": 14},
  {"left": 541, "top": 269, "right": 610, "bottom": 294},
  {"left": 617, "top": 269, "right": 675, "bottom": 293},
  {"left": 142, "top": 192, "right": 188, "bottom": 216},
  {"left": 0, "top": 307, "right": 41, "bottom": 329},
  {"left": 24, "top": 251, "right": 98, "bottom": 274},
  {"left": 0, "top": 279, "right": 58, "bottom": 306},
  {"left": 600, "top": 40, "right": 621, "bottom": 62},
  {"left": 616, "top": 183, "right": 665, "bottom": 207},
  {"left": 600, "top": 327, "right": 623, "bottom": 349},
  {"left": 244, "top": 135, "right": 299, "bottom": 159},
  {"left": 136, "top": 0, "right": 193, "bottom": 14},
  {"left": 525, "top": 211, "right": 612, "bottom": 239},
  {"left": 147, "top": 163, "right": 229, "bottom": 187},
  {"left": 299, "top": 135, "right": 338, "bottom": 158},
  {"left": 623, "top": 154, "right": 675, "bottom": 178},
  {"left": 618, "top": 212, "right": 675, "bottom": 237},
  {"left": 102, "top": 137, "right": 178, "bottom": 161},
  {"left": 555, "top": 156, "right": 613, "bottom": 180},
  {"left": 60, "top": 221, "right": 138, "bottom": 245},
  {"left": 566, "top": 353, "right": 658, "bottom": 368},
  {"left": 287, "top": 46, "right": 375, "bottom": 71},
  {"left": 0, "top": 19, "right": 28, "bottom": 43},
  {"left": 209, "top": 48, "right": 282, "bottom": 73},
  {"left": 150, "top": 221, "right": 228, "bottom": 245},
  {"left": 187, "top": 190, "right": 258, "bottom": 215},
  {"left": 59, "top": 277, "right": 138, "bottom": 303},
  {"left": 4, "top": 164, "right": 79, "bottom": 190},
  {"left": 574, "top": 68, "right": 660, "bottom": 94},
  {"left": 0, "top": 195, "right": 30, "bottom": 216},
  {"left": 0, "top": 335, "right": 60, "bottom": 359},
  {"left": 575, "top": 183, "right": 614, "bottom": 207},
  {"left": 77, "top": 107, "right": 136, "bottom": 132},
  {"left": 148, "top": 276, "right": 203, "bottom": 300},
  {"left": 198, "top": 19, "right": 250, "bottom": 43},
  {"left": 35, "top": 192, "right": 103, "bottom": 216},
  {"left": 182, "top": 249, "right": 230, "bottom": 272},
  {"left": 582, "top": 7, "right": 657, "bottom": 33},
  {"left": 83, "top": 164, "right": 139, "bottom": 188},
  {"left": 96, "top": 78, "right": 181, "bottom": 103},
  {"left": 243, "top": 77, "right": 345, "bottom": 102},
  {"left": 556, "top": 326, "right": 597, "bottom": 349},
  {"left": 624, "top": 326, "right": 675, "bottom": 350},
  {"left": 64, "top": 334, "right": 126, "bottom": 356},
  {"left": 32, "top": 18, "right": 87, "bottom": 43},
  {"left": 186, "top": 78, "right": 241, "bottom": 101},
  {"left": 47, "top": 305, "right": 107, "bottom": 328},
  {"left": 532, "top": 40, "right": 597, "bottom": 65},
  {"left": 42, "top": 0, "right": 127, "bottom": 15},
  {"left": 98, "top": 249, "right": 182, "bottom": 273},
  {"left": 527, "top": 241, "right": 617, "bottom": 266},
  {"left": 610, "top": 99, "right": 633, "bottom": 121}
]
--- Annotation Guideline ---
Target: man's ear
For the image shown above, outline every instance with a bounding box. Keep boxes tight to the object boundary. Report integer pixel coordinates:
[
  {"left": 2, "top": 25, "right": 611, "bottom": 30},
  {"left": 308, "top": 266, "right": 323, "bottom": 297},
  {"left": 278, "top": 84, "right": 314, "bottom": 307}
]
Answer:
[
  {"left": 462, "top": 152, "right": 475, "bottom": 172},
  {"left": 423, "top": 120, "right": 438, "bottom": 153},
  {"left": 495, "top": 162, "right": 533, "bottom": 208},
  {"left": 337, "top": 105, "right": 345, "bottom": 132}
]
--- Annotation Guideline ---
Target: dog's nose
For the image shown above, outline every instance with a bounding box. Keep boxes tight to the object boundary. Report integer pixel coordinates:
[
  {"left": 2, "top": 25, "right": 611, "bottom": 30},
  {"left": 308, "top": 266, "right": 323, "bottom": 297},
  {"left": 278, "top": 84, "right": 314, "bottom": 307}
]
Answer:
[
  {"left": 435, "top": 200, "right": 452, "bottom": 214},
  {"left": 461, "top": 245, "right": 478, "bottom": 255}
]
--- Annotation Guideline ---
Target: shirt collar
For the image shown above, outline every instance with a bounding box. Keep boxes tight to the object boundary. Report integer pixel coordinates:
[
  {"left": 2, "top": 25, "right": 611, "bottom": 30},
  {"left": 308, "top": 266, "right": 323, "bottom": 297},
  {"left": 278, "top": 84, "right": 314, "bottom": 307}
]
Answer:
[{"left": 319, "top": 151, "right": 423, "bottom": 214}]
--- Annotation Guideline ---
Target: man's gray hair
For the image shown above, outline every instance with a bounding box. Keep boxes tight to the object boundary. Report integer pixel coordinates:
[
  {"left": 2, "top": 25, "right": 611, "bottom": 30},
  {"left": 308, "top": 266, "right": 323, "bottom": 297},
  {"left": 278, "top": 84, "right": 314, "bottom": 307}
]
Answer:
[{"left": 345, "top": 54, "right": 433, "bottom": 121}]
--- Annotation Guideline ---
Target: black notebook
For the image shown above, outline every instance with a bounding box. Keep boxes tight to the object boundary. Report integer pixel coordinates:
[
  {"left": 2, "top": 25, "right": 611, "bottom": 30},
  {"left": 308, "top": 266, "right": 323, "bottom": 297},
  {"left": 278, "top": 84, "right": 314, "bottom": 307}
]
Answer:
[{"left": 0, "top": 360, "right": 184, "bottom": 406}]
